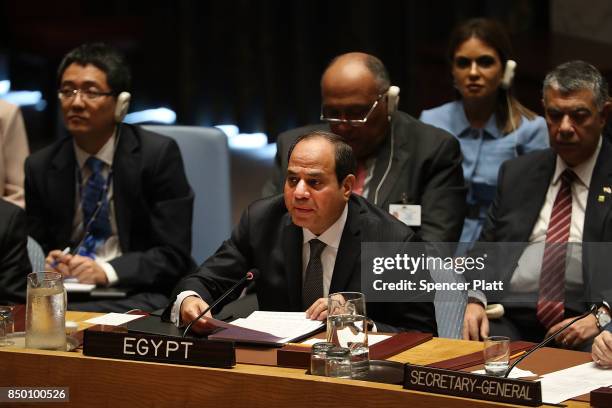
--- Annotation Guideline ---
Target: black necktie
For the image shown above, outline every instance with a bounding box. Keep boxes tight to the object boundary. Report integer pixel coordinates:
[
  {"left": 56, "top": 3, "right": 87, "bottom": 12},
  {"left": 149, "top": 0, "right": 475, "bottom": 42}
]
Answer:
[{"left": 302, "top": 239, "right": 326, "bottom": 309}]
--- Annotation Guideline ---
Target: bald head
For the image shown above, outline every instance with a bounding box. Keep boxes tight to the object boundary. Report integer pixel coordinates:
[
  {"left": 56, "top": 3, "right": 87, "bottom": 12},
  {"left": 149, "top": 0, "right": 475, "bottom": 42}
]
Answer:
[
  {"left": 319, "top": 52, "right": 391, "bottom": 159},
  {"left": 322, "top": 52, "right": 390, "bottom": 94}
]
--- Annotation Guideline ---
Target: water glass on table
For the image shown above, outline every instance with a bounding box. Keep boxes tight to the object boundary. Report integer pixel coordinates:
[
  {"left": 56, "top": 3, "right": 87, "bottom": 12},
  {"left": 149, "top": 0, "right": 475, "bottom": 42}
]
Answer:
[
  {"left": 25, "top": 271, "right": 67, "bottom": 351},
  {"left": 0, "top": 306, "right": 15, "bottom": 346},
  {"left": 326, "top": 291, "right": 369, "bottom": 378},
  {"left": 483, "top": 336, "right": 510, "bottom": 377}
]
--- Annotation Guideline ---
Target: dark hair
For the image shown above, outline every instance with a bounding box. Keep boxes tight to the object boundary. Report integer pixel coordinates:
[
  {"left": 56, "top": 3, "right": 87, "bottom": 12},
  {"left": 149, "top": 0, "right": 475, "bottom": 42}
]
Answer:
[
  {"left": 287, "top": 131, "right": 357, "bottom": 184},
  {"left": 543, "top": 60, "right": 609, "bottom": 109},
  {"left": 448, "top": 18, "right": 535, "bottom": 134},
  {"left": 57, "top": 43, "right": 131, "bottom": 94},
  {"left": 326, "top": 53, "right": 391, "bottom": 93}
]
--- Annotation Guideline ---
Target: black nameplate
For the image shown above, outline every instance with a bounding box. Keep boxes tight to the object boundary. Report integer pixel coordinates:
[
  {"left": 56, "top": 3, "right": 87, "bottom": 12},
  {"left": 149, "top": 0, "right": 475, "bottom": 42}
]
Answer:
[
  {"left": 83, "top": 326, "right": 235, "bottom": 368},
  {"left": 403, "top": 364, "right": 542, "bottom": 406},
  {"left": 591, "top": 386, "right": 612, "bottom": 408}
]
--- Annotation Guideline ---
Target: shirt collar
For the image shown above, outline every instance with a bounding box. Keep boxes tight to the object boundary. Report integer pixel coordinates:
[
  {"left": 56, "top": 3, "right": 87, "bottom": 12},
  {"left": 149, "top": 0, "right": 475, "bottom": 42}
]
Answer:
[
  {"left": 302, "top": 203, "right": 348, "bottom": 249},
  {"left": 74, "top": 130, "right": 117, "bottom": 171},
  {"left": 553, "top": 135, "right": 602, "bottom": 188},
  {"left": 451, "top": 101, "right": 503, "bottom": 139}
]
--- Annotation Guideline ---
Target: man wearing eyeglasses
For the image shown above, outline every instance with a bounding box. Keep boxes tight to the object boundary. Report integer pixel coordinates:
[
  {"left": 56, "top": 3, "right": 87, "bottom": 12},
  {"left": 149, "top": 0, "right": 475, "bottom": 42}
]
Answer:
[
  {"left": 24, "top": 43, "right": 195, "bottom": 312},
  {"left": 263, "top": 52, "right": 466, "bottom": 244}
]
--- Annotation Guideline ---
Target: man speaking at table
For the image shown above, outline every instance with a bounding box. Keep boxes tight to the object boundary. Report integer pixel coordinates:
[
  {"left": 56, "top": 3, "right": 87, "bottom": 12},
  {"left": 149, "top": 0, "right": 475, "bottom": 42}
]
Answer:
[{"left": 170, "top": 131, "right": 436, "bottom": 334}]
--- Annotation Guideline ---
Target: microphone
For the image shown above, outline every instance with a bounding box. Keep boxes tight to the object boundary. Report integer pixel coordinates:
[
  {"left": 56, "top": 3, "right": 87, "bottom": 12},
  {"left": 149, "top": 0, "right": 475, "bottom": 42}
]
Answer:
[
  {"left": 503, "top": 304, "right": 597, "bottom": 378},
  {"left": 182, "top": 269, "right": 258, "bottom": 337}
]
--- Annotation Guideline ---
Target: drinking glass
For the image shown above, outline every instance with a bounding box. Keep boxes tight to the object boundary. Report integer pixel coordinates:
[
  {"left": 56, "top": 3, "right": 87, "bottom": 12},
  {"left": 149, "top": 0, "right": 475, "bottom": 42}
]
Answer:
[
  {"left": 483, "top": 336, "right": 510, "bottom": 377},
  {"left": 326, "top": 292, "right": 369, "bottom": 377},
  {"left": 0, "top": 306, "right": 14, "bottom": 346},
  {"left": 25, "top": 271, "right": 67, "bottom": 350}
]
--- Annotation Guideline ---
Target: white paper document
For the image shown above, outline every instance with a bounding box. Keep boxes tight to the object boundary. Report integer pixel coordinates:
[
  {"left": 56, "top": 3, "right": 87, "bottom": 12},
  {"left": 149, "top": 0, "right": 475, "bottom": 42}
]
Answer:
[
  {"left": 64, "top": 278, "right": 96, "bottom": 293},
  {"left": 540, "top": 361, "right": 612, "bottom": 404},
  {"left": 229, "top": 311, "right": 325, "bottom": 343},
  {"left": 85, "top": 313, "right": 144, "bottom": 326}
]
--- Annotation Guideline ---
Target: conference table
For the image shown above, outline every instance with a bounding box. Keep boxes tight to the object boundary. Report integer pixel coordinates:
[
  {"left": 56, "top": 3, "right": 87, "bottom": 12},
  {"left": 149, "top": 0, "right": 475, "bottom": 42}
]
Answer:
[{"left": 0, "top": 311, "right": 595, "bottom": 407}]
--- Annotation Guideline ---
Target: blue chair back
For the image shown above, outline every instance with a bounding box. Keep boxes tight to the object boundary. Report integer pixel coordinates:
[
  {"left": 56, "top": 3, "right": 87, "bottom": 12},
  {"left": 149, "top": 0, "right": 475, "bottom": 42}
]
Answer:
[{"left": 143, "top": 125, "right": 231, "bottom": 264}]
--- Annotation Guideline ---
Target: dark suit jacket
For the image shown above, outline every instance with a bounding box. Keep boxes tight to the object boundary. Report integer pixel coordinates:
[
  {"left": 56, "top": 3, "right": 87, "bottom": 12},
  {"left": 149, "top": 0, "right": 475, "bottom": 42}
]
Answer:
[
  {"left": 172, "top": 194, "right": 437, "bottom": 334},
  {"left": 478, "top": 137, "right": 612, "bottom": 307},
  {"left": 261, "top": 111, "right": 466, "bottom": 243},
  {"left": 0, "top": 199, "right": 30, "bottom": 304},
  {"left": 25, "top": 124, "right": 195, "bottom": 310}
]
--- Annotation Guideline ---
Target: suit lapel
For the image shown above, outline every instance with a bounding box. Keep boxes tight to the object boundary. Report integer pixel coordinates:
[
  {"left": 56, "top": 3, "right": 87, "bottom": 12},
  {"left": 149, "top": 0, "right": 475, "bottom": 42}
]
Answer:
[
  {"left": 584, "top": 139, "right": 612, "bottom": 241},
  {"left": 515, "top": 151, "right": 557, "bottom": 241},
  {"left": 330, "top": 199, "right": 360, "bottom": 293},
  {"left": 367, "top": 128, "right": 409, "bottom": 207},
  {"left": 282, "top": 217, "right": 303, "bottom": 311},
  {"left": 111, "top": 125, "right": 140, "bottom": 251},
  {"left": 49, "top": 140, "right": 77, "bottom": 246}
]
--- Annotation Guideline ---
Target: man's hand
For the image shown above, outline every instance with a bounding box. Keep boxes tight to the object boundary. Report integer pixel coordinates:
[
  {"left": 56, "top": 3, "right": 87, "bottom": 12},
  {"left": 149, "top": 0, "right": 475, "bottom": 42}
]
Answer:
[
  {"left": 305, "top": 298, "right": 328, "bottom": 321},
  {"left": 462, "top": 302, "right": 489, "bottom": 340},
  {"left": 592, "top": 330, "right": 612, "bottom": 368},
  {"left": 68, "top": 255, "right": 108, "bottom": 285},
  {"left": 45, "top": 250, "right": 73, "bottom": 277},
  {"left": 548, "top": 314, "right": 599, "bottom": 349},
  {"left": 180, "top": 296, "right": 213, "bottom": 334}
]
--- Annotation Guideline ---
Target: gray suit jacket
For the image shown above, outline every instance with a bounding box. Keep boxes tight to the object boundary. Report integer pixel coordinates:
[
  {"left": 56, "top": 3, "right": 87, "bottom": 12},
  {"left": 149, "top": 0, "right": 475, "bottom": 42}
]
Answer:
[{"left": 262, "top": 111, "right": 467, "bottom": 243}]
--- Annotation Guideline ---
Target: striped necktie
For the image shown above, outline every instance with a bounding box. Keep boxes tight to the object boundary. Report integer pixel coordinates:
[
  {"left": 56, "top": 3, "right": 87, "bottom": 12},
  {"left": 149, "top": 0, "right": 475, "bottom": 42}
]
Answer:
[
  {"left": 536, "top": 169, "right": 574, "bottom": 329},
  {"left": 79, "top": 156, "right": 112, "bottom": 257}
]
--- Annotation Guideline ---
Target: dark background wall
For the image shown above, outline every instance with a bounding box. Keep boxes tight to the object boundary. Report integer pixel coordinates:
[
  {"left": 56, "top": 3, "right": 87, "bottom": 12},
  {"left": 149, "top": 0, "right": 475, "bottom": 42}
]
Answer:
[{"left": 0, "top": 0, "right": 558, "bottom": 150}]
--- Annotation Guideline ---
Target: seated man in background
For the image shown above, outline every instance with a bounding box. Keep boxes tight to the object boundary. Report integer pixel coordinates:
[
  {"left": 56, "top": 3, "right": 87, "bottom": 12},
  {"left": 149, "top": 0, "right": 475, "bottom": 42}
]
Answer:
[
  {"left": 463, "top": 61, "right": 612, "bottom": 350},
  {"left": 0, "top": 198, "right": 30, "bottom": 304},
  {"left": 25, "top": 43, "right": 194, "bottom": 312},
  {"left": 171, "top": 131, "right": 436, "bottom": 334},
  {"left": 0, "top": 100, "right": 30, "bottom": 208},
  {"left": 262, "top": 52, "right": 466, "bottom": 244}
]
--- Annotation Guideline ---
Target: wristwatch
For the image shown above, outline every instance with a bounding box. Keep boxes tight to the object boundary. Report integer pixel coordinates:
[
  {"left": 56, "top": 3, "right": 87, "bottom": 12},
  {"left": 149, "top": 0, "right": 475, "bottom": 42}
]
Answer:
[{"left": 595, "top": 307, "right": 611, "bottom": 331}]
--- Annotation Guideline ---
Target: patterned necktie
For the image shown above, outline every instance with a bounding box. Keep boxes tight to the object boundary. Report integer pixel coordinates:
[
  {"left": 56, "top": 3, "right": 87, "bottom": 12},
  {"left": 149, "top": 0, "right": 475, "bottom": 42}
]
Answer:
[
  {"left": 353, "top": 160, "right": 367, "bottom": 196},
  {"left": 79, "top": 156, "right": 112, "bottom": 257},
  {"left": 302, "top": 239, "right": 327, "bottom": 309},
  {"left": 536, "top": 170, "right": 574, "bottom": 329}
]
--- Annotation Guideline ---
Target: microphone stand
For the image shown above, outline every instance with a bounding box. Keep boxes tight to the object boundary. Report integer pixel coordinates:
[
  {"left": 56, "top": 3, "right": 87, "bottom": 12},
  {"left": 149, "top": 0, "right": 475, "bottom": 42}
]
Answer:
[
  {"left": 504, "top": 304, "right": 597, "bottom": 378},
  {"left": 182, "top": 271, "right": 255, "bottom": 338}
]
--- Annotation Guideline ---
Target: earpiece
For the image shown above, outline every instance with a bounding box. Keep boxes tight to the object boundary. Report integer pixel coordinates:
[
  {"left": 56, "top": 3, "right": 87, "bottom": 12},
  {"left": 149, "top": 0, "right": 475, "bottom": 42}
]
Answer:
[
  {"left": 500, "top": 60, "right": 517, "bottom": 90},
  {"left": 386, "top": 85, "right": 400, "bottom": 119},
  {"left": 114, "top": 91, "right": 131, "bottom": 123}
]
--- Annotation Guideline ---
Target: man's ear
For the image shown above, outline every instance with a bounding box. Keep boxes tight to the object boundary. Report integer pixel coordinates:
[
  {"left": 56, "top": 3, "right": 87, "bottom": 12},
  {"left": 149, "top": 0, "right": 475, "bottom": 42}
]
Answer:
[
  {"left": 601, "top": 98, "right": 611, "bottom": 124},
  {"left": 342, "top": 174, "right": 355, "bottom": 199}
]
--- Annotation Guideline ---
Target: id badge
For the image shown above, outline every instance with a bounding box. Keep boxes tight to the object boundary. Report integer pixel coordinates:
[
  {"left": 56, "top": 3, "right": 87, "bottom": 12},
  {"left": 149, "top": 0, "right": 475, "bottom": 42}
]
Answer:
[{"left": 389, "top": 204, "right": 421, "bottom": 226}]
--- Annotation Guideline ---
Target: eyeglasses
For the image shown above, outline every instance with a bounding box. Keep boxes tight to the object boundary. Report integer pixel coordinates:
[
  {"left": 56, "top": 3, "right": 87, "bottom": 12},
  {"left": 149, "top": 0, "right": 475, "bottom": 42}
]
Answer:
[
  {"left": 320, "top": 93, "right": 386, "bottom": 127},
  {"left": 58, "top": 88, "right": 114, "bottom": 101}
]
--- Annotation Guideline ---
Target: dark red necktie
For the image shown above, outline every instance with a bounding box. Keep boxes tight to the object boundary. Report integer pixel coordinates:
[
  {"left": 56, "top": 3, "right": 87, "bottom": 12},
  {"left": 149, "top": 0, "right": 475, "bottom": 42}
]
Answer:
[
  {"left": 353, "top": 161, "right": 367, "bottom": 196},
  {"left": 536, "top": 170, "right": 574, "bottom": 329}
]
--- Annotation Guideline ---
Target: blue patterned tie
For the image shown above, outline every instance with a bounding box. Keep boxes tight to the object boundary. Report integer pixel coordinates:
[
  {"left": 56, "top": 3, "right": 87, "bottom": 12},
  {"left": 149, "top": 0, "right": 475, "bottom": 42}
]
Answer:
[{"left": 78, "top": 157, "right": 112, "bottom": 257}]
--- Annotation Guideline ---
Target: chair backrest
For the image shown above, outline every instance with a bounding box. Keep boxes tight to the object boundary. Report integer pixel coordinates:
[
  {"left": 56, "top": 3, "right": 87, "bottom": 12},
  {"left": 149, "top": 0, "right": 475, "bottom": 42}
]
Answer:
[{"left": 143, "top": 125, "right": 231, "bottom": 264}]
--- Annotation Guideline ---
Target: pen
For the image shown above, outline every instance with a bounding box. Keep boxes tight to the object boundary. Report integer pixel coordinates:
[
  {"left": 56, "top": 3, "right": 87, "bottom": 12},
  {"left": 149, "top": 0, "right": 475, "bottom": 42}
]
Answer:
[
  {"left": 50, "top": 246, "right": 71, "bottom": 268},
  {"left": 509, "top": 350, "right": 526, "bottom": 360}
]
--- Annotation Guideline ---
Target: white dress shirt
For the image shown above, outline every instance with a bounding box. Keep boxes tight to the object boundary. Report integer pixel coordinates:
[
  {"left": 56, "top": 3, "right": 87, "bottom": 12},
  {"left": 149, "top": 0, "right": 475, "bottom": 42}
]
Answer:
[{"left": 72, "top": 133, "right": 121, "bottom": 286}]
